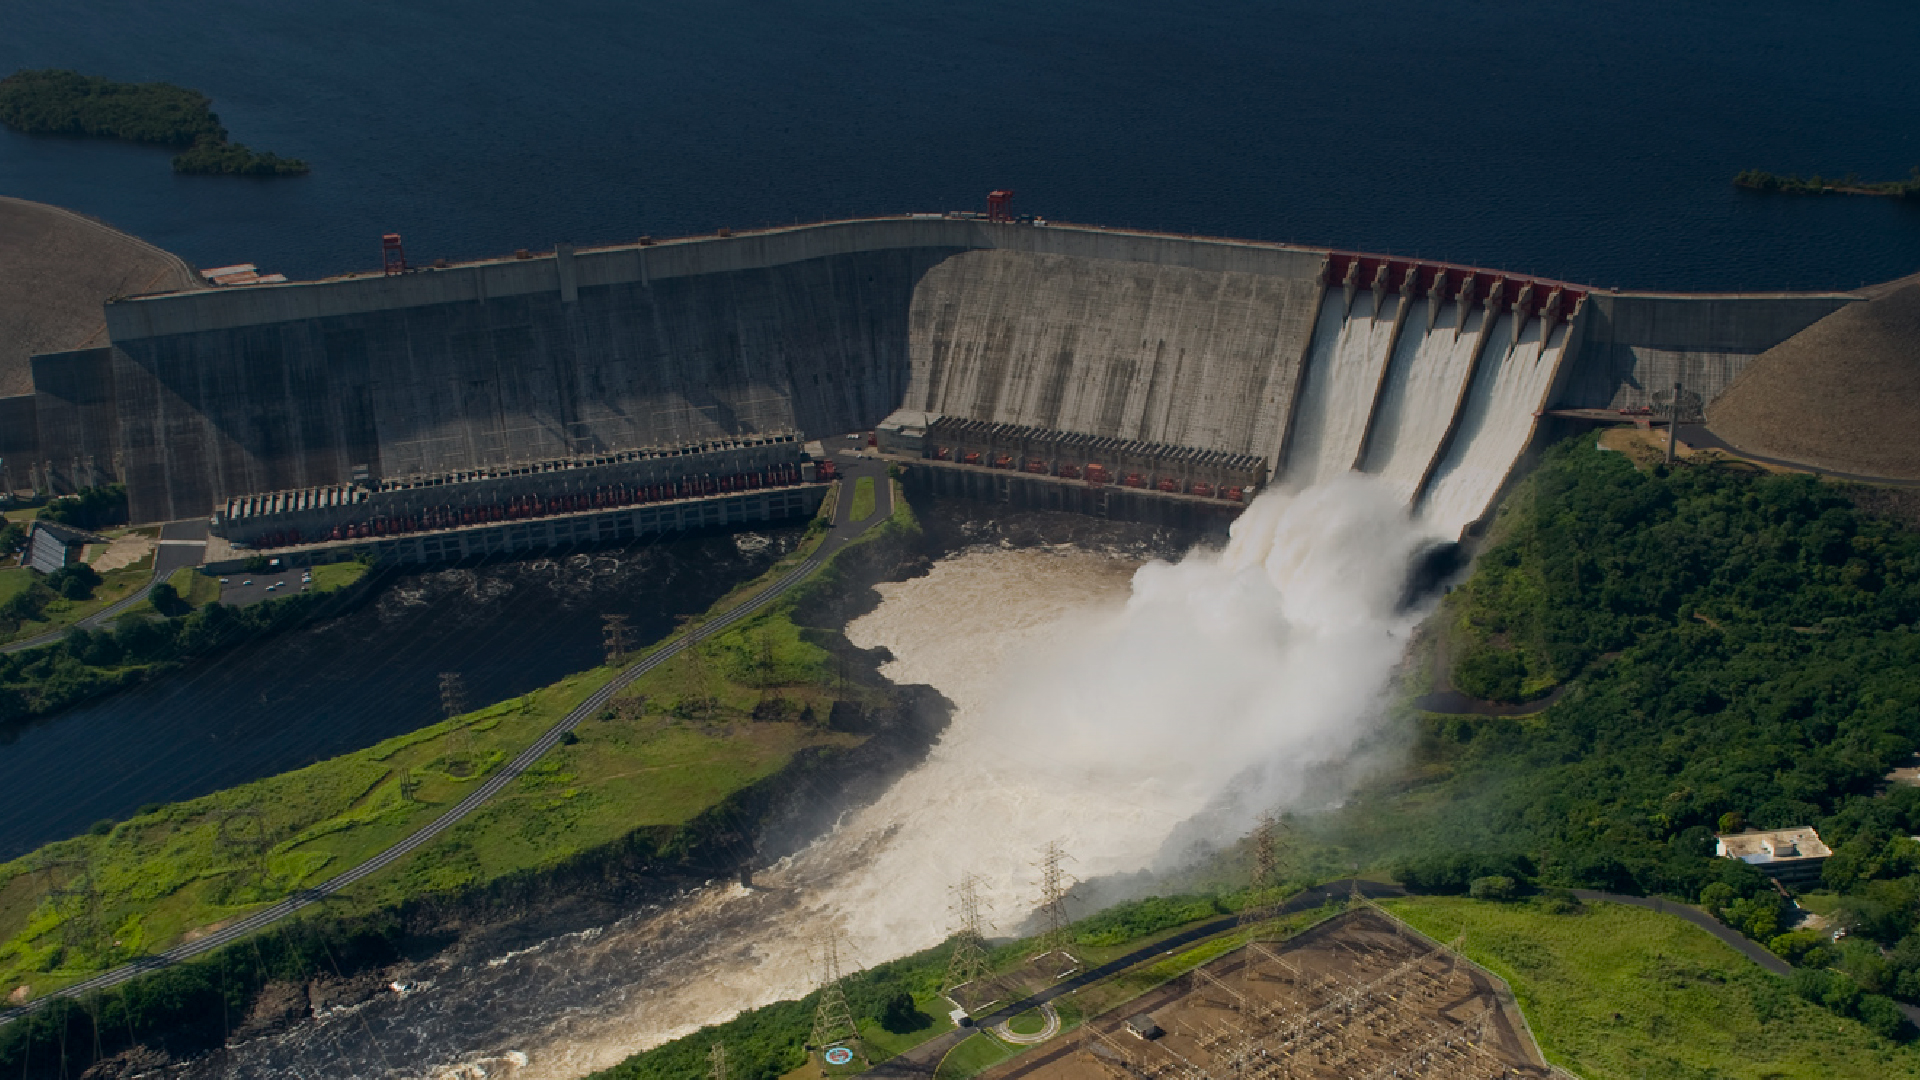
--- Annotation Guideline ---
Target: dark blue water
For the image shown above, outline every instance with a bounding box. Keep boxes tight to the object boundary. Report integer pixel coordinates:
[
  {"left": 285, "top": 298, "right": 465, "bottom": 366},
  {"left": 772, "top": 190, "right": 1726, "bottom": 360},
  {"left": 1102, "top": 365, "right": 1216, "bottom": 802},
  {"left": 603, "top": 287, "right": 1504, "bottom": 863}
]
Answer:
[{"left": 4, "top": 0, "right": 1920, "bottom": 290}]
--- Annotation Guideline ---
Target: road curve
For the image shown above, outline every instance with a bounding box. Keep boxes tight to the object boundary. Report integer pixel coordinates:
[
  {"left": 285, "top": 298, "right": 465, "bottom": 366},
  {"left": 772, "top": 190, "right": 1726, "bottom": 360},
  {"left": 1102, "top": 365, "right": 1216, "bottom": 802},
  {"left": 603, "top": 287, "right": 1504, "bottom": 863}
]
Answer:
[{"left": 0, "top": 458, "right": 892, "bottom": 1023}]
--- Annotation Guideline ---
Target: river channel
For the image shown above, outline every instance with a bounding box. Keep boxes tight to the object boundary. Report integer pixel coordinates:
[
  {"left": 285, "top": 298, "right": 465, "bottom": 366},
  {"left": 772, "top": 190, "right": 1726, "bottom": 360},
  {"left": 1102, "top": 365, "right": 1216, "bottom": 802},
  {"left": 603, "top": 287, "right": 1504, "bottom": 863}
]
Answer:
[{"left": 0, "top": 527, "right": 803, "bottom": 860}]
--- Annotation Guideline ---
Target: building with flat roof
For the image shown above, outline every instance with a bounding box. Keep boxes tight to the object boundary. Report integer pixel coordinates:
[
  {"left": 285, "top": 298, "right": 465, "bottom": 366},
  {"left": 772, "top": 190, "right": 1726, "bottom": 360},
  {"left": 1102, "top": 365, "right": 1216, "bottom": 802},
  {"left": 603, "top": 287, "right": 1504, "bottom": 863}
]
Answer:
[{"left": 1716, "top": 826, "right": 1831, "bottom": 885}]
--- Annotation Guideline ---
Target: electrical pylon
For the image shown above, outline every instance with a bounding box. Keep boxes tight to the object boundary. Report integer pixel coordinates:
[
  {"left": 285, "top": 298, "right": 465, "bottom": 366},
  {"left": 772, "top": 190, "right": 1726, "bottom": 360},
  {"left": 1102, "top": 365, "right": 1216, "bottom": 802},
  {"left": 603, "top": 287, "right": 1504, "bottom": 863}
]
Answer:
[
  {"left": 1252, "top": 811, "right": 1281, "bottom": 890},
  {"left": 602, "top": 613, "right": 630, "bottom": 664},
  {"left": 440, "top": 671, "right": 472, "bottom": 770},
  {"left": 707, "top": 1042, "right": 727, "bottom": 1080},
  {"left": 215, "top": 806, "right": 271, "bottom": 887},
  {"left": 944, "top": 873, "right": 991, "bottom": 992},
  {"left": 808, "top": 934, "right": 861, "bottom": 1060},
  {"left": 1035, "top": 842, "right": 1075, "bottom": 954}
]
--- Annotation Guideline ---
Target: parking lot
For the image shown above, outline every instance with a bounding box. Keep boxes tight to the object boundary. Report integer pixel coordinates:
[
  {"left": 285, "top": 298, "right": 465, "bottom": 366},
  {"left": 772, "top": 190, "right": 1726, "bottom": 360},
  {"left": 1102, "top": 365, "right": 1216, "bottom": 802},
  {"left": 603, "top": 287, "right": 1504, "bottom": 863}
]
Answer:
[{"left": 217, "top": 565, "right": 315, "bottom": 607}]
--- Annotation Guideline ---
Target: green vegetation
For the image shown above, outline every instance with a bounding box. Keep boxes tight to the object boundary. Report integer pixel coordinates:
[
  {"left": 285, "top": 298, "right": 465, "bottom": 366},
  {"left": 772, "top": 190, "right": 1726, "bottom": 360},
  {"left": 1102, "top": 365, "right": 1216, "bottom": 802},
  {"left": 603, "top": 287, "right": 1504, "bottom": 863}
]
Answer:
[
  {"left": 162, "top": 566, "right": 221, "bottom": 609},
  {"left": 1736, "top": 167, "right": 1920, "bottom": 199},
  {"left": 0, "top": 555, "right": 152, "bottom": 647},
  {"left": 0, "top": 495, "right": 918, "bottom": 1077},
  {"left": 850, "top": 476, "right": 878, "bottom": 522},
  {"left": 1324, "top": 435, "right": 1920, "bottom": 1027},
  {"left": 934, "top": 1033, "right": 1017, "bottom": 1080},
  {"left": 36, "top": 485, "right": 127, "bottom": 531},
  {"left": 595, "top": 888, "right": 1308, "bottom": 1080},
  {"left": 0, "top": 70, "right": 308, "bottom": 176},
  {"left": 0, "top": 557, "right": 361, "bottom": 720},
  {"left": 1386, "top": 895, "right": 1920, "bottom": 1079},
  {"left": 171, "top": 136, "right": 310, "bottom": 177}
]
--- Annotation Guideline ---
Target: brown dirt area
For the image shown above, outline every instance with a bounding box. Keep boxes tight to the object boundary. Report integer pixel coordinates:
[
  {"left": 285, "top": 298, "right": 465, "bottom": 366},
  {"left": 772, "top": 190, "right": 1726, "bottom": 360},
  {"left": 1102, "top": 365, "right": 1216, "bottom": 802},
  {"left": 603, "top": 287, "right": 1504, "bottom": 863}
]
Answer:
[
  {"left": 0, "top": 196, "right": 202, "bottom": 397},
  {"left": 984, "top": 908, "right": 1550, "bottom": 1080},
  {"left": 1706, "top": 284, "right": 1920, "bottom": 481}
]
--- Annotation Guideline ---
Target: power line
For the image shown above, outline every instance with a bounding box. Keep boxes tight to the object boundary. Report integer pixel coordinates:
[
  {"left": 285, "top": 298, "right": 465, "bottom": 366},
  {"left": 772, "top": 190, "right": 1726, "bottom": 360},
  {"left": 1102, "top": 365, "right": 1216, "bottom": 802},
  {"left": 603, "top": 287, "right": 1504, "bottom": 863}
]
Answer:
[
  {"left": 1035, "top": 841, "right": 1076, "bottom": 956},
  {"left": 808, "top": 933, "right": 862, "bottom": 1066},
  {"left": 944, "top": 873, "right": 991, "bottom": 994}
]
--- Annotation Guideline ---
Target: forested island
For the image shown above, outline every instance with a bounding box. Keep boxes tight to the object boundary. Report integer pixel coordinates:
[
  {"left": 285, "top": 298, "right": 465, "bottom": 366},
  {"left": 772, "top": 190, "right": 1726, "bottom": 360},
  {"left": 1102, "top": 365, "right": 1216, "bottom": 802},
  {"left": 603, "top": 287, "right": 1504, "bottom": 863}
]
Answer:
[
  {"left": 1736, "top": 167, "right": 1920, "bottom": 199},
  {"left": 0, "top": 69, "right": 308, "bottom": 176}
]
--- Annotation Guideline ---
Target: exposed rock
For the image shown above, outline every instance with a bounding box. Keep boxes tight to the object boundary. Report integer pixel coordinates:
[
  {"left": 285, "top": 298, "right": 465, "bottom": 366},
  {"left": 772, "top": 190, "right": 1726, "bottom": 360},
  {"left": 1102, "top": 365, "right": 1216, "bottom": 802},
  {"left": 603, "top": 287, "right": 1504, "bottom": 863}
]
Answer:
[
  {"left": 77, "top": 1045, "right": 171, "bottom": 1079},
  {"left": 229, "top": 980, "right": 309, "bottom": 1040},
  {"left": 305, "top": 969, "right": 392, "bottom": 1013}
]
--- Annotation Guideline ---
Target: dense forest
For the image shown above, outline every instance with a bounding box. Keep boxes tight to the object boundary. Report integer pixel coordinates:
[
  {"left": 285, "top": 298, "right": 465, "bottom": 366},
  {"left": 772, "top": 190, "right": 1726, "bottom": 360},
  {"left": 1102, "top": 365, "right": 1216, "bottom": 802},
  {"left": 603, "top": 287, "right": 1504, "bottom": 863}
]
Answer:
[
  {"left": 1343, "top": 437, "right": 1920, "bottom": 1034},
  {"left": 0, "top": 69, "right": 308, "bottom": 176}
]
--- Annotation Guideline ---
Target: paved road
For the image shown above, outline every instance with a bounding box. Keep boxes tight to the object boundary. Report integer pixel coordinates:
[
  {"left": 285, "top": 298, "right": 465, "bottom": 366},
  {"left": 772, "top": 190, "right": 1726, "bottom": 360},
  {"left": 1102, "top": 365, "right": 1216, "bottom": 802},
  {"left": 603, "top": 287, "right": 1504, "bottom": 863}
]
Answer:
[
  {"left": 1680, "top": 424, "right": 1920, "bottom": 489},
  {"left": 872, "top": 880, "right": 1914, "bottom": 1076},
  {"left": 0, "top": 461, "right": 891, "bottom": 1024},
  {"left": 2, "top": 520, "right": 208, "bottom": 655},
  {"left": 867, "top": 880, "right": 1404, "bottom": 1078}
]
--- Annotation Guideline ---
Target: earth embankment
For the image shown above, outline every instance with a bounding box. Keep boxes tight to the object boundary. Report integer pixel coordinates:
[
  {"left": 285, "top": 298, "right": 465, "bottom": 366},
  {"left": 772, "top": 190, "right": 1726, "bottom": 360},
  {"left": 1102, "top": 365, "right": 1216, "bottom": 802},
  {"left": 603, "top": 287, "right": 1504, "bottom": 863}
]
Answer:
[
  {"left": 0, "top": 196, "right": 201, "bottom": 397},
  {"left": 1705, "top": 283, "right": 1920, "bottom": 480}
]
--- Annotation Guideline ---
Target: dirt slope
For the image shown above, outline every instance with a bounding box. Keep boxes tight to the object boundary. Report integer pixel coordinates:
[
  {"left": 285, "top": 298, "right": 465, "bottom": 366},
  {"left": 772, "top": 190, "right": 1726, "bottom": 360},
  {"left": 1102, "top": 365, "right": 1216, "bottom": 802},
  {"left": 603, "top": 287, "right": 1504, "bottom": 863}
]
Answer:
[
  {"left": 1706, "top": 283, "right": 1920, "bottom": 480},
  {"left": 0, "top": 196, "right": 201, "bottom": 397}
]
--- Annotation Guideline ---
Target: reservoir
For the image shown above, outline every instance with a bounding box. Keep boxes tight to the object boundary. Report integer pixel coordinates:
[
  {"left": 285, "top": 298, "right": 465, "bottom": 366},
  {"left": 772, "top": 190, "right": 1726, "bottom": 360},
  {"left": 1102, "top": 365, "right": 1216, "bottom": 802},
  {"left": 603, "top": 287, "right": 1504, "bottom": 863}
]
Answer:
[{"left": 2, "top": 0, "right": 1918, "bottom": 291}]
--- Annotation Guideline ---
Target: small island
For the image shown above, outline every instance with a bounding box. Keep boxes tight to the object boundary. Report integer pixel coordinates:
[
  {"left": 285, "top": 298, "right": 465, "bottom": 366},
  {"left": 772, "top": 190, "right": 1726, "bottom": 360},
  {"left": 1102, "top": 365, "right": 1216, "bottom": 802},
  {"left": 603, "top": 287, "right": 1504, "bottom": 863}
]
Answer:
[
  {"left": 0, "top": 69, "right": 308, "bottom": 177},
  {"left": 1735, "top": 167, "right": 1920, "bottom": 199}
]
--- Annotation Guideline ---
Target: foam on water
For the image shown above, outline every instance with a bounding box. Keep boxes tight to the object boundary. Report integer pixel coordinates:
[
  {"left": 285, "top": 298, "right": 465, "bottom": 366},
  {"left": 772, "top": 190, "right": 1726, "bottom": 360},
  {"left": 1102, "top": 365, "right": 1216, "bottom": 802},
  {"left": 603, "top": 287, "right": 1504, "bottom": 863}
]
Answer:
[
  {"left": 185, "top": 480, "right": 1433, "bottom": 1080},
  {"left": 1360, "top": 299, "right": 1487, "bottom": 503},
  {"left": 1417, "top": 317, "right": 1566, "bottom": 536}
]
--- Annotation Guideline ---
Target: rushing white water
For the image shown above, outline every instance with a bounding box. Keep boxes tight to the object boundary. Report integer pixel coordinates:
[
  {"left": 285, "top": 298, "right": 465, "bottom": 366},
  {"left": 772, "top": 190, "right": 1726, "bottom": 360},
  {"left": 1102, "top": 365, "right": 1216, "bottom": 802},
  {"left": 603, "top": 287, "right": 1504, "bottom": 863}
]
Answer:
[
  {"left": 188, "top": 481, "right": 1433, "bottom": 1080},
  {"left": 1286, "top": 292, "right": 1404, "bottom": 487},
  {"left": 1417, "top": 316, "right": 1567, "bottom": 536},
  {"left": 1360, "top": 299, "right": 1487, "bottom": 505}
]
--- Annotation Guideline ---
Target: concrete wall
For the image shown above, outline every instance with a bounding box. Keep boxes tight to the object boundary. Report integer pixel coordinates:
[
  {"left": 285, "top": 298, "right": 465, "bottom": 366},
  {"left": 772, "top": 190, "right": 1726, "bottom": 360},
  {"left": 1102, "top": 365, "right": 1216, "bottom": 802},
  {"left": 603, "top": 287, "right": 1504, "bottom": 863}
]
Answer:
[
  {"left": 108, "top": 241, "right": 965, "bottom": 522},
  {"left": 28, "top": 348, "right": 119, "bottom": 493},
  {"left": 1551, "top": 292, "right": 1855, "bottom": 411},
  {"left": 904, "top": 250, "right": 1324, "bottom": 466},
  {"left": 7, "top": 215, "right": 1880, "bottom": 524},
  {"left": 0, "top": 394, "right": 36, "bottom": 490}
]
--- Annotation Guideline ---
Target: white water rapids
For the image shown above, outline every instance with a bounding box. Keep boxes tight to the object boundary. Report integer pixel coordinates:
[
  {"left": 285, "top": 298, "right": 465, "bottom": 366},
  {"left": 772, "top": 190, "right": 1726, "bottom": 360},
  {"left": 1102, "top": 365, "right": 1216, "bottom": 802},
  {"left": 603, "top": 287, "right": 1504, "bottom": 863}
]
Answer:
[{"left": 190, "top": 479, "right": 1434, "bottom": 1080}]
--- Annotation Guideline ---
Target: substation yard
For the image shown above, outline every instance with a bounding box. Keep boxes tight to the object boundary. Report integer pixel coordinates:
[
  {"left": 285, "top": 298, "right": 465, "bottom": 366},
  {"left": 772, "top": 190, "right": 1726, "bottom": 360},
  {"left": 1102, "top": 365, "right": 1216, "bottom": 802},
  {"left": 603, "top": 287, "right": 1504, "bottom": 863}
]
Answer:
[{"left": 985, "top": 908, "right": 1551, "bottom": 1080}]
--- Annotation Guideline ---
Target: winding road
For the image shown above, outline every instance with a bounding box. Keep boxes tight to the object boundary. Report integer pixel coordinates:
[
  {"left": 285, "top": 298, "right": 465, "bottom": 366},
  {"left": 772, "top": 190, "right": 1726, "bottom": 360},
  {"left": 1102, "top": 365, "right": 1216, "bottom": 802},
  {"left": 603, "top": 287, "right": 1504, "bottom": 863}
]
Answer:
[
  {"left": 2, "top": 520, "right": 208, "bottom": 655},
  {"left": 0, "top": 454, "right": 893, "bottom": 1023}
]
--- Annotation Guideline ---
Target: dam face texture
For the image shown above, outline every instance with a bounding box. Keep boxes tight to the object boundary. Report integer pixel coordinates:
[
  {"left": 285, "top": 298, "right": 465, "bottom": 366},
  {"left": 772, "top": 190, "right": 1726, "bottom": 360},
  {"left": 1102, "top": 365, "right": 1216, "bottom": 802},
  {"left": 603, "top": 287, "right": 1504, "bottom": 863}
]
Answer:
[{"left": 1, "top": 215, "right": 1868, "bottom": 538}]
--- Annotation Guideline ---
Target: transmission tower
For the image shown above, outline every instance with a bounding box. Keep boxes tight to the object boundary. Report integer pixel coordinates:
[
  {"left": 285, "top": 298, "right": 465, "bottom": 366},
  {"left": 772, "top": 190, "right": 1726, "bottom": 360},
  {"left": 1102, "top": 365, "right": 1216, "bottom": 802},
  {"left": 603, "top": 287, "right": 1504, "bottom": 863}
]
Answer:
[
  {"left": 440, "top": 671, "right": 472, "bottom": 769},
  {"left": 1035, "top": 841, "right": 1076, "bottom": 955},
  {"left": 707, "top": 1042, "right": 728, "bottom": 1080},
  {"left": 1241, "top": 811, "right": 1289, "bottom": 928},
  {"left": 40, "top": 856, "right": 98, "bottom": 951},
  {"left": 602, "top": 613, "right": 630, "bottom": 664},
  {"left": 944, "top": 873, "right": 991, "bottom": 993},
  {"left": 215, "top": 806, "right": 271, "bottom": 888},
  {"left": 808, "top": 934, "right": 862, "bottom": 1061}
]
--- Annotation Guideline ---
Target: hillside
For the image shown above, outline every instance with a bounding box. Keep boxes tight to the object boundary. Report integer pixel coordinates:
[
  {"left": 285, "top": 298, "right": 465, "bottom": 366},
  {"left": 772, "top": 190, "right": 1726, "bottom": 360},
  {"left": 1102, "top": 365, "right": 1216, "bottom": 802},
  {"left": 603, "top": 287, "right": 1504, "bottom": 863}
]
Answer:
[{"left": 1706, "top": 284, "right": 1920, "bottom": 480}]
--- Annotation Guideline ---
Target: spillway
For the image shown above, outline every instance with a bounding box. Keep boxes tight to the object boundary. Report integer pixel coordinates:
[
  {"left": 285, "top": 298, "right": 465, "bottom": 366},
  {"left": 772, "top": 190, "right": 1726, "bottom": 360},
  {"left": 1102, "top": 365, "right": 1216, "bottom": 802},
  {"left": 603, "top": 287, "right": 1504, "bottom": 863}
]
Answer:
[
  {"left": 1417, "top": 316, "right": 1567, "bottom": 536},
  {"left": 1359, "top": 299, "right": 1485, "bottom": 504},
  {"left": 2, "top": 214, "right": 1864, "bottom": 541},
  {"left": 1283, "top": 290, "right": 1400, "bottom": 487}
]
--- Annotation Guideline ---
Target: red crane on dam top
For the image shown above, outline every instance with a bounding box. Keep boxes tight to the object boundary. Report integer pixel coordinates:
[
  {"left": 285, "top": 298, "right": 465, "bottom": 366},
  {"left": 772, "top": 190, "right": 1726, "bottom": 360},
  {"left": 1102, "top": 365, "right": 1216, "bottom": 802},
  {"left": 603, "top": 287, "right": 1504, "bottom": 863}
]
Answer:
[
  {"left": 382, "top": 233, "right": 408, "bottom": 276},
  {"left": 987, "top": 189, "right": 1014, "bottom": 222}
]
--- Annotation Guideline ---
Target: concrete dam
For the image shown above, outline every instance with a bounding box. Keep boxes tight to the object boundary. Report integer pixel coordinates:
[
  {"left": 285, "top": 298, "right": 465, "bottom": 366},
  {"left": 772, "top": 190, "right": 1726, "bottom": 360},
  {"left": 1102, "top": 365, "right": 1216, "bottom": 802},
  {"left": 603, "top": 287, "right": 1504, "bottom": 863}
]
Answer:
[{"left": 1, "top": 215, "right": 1864, "bottom": 539}]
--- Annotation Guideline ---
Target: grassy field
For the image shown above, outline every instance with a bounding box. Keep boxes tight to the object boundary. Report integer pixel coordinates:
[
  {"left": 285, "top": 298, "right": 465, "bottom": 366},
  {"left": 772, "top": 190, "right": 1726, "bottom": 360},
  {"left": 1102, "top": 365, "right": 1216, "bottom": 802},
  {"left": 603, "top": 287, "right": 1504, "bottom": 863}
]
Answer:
[
  {"left": 1384, "top": 896, "right": 1920, "bottom": 1080},
  {"left": 0, "top": 553, "right": 153, "bottom": 645},
  {"left": 850, "top": 476, "right": 877, "bottom": 522},
  {"left": 163, "top": 567, "right": 221, "bottom": 608},
  {"left": 0, "top": 510, "right": 885, "bottom": 1001},
  {"left": 0, "top": 568, "right": 33, "bottom": 605}
]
